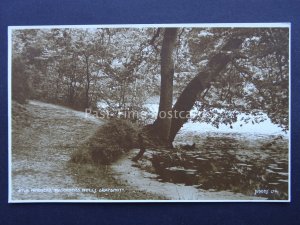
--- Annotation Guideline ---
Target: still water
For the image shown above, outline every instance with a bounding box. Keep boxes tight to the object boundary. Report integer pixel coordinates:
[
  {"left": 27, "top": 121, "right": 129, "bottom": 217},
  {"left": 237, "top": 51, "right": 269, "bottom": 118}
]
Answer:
[{"left": 149, "top": 133, "right": 288, "bottom": 200}]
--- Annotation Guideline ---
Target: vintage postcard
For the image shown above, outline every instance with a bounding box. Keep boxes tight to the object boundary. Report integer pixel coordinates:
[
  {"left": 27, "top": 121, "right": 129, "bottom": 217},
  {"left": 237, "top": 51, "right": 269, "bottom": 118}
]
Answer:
[{"left": 8, "top": 23, "right": 290, "bottom": 202}]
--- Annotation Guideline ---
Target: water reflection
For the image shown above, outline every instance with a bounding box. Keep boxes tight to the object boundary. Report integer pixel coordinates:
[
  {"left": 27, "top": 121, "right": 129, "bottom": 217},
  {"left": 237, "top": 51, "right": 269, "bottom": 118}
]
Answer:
[{"left": 149, "top": 133, "right": 288, "bottom": 200}]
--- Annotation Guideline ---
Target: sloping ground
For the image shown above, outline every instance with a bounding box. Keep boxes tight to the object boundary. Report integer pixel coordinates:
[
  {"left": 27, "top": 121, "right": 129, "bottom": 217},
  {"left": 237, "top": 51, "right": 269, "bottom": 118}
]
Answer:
[
  {"left": 11, "top": 100, "right": 165, "bottom": 201},
  {"left": 11, "top": 100, "right": 104, "bottom": 200},
  {"left": 11, "top": 100, "right": 287, "bottom": 201}
]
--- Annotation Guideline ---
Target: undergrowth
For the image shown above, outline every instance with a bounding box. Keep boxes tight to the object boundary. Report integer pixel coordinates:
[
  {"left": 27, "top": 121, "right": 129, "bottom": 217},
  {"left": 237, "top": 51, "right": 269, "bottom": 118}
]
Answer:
[{"left": 70, "top": 119, "right": 140, "bottom": 165}]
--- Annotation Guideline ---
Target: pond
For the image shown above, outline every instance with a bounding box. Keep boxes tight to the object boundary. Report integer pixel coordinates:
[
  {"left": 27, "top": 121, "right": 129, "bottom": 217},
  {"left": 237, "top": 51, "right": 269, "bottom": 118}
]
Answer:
[{"left": 148, "top": 132, "right": 289, "bottom": 200}]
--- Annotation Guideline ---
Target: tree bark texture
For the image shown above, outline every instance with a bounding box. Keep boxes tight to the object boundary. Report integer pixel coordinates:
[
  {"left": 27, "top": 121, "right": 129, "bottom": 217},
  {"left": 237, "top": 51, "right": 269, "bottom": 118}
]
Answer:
[
  {"left": 168, "top": 38, "right": 245, "bottom": 142},
  {"left": 153, "top": 28, "right": 178, "bottom": 144}
]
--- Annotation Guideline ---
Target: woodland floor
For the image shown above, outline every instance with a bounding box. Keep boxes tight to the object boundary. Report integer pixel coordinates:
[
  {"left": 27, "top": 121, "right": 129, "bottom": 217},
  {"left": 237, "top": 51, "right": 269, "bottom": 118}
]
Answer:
[
  {"left": 11, "top": 100, "right": 165, "bottom": 201},
  {"left": 10, "top": 100, "right": 289, "bottom": 201}
]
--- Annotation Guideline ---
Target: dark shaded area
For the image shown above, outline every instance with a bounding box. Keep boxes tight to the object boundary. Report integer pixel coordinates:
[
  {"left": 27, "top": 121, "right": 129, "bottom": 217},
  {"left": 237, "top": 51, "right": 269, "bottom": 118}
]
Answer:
[
  {"left": 154, "top": 28, "right": 178, "bottom": 143},
  {"left": 71, "top": 119, "right": 139, "bottom": 164},
  {"left": 150, "top": 134, "right": 288, "bottom": 200},
  {"left": 12, "top": 57, "right": 31, "bottom": 103},
  {"left": 132, "top": 133, "right": 146, "bottom": 162}
]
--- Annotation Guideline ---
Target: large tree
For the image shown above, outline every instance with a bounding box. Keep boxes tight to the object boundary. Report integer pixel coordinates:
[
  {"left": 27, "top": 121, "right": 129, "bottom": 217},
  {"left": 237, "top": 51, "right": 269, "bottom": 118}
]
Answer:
[
  {"left": 149, "top": 28, "right": 289, "bottom": 144},
  {"left": 12, "top": 27, "right": 289, "bottom": 144},
  {"left": 152, "top": 28, "right": 178, "bottom": 145}
]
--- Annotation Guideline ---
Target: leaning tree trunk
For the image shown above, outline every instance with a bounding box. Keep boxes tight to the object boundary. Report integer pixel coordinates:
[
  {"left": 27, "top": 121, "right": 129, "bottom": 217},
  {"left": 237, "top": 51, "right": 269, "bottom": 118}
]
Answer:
[
  {"left": 168, "top": 37, "right": 245, "bottom": 143},
  {"left": 152, "top": 28, "right": 178, "bottom": 145}
]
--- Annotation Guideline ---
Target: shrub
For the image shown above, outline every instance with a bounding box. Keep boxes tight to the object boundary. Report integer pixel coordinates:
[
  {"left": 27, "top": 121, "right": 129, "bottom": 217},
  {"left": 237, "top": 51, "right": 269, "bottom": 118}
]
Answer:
[{"left": 70, "top": 119, "right": 140, "bottom": 165}]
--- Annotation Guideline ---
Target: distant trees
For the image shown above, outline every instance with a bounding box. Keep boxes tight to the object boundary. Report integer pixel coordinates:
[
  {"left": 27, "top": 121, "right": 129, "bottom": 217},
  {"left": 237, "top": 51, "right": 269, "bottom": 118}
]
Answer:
[
  {"left": 11, "top": 29, "right": 40, "bottom": 103},
  {"left": 12, "top": 28, "right": 159, "bottom": 113},
  {"left": 12, "top": 56, "right": 30, "bottom": 103},
  {"left": 11, "top": 27, "right": 289, "bottom": 142}
]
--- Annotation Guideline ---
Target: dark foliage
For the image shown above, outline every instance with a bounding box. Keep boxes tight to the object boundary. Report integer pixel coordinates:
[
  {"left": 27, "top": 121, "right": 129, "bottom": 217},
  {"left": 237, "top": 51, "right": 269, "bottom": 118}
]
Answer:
[
  {"left": 70, "top": 119, "right": 139, "bottom": 165},
  {"left": 12, "top": 57, "right": 31, "bottom": 104}
]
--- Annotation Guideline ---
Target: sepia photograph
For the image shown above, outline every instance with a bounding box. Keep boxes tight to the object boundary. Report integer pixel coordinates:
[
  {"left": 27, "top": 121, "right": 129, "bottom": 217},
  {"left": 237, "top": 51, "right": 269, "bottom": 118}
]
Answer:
[{"left": 8, "top": 24, "right": 290, "bottom": 202}]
